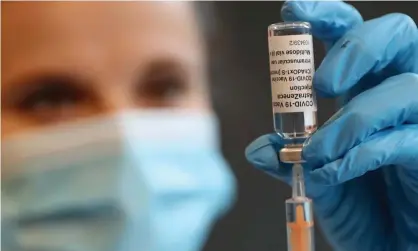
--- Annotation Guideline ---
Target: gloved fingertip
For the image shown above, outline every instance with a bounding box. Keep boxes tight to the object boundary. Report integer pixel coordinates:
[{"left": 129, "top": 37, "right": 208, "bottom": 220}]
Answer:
[
  {"left": 309, "top": 170, "right": 334, "bottom": 186},
  {"left": 314, "top": 87, "right": 336, "bottom": 98},
  {"left": 302, "top": 135, "right": 323, "bottom": 166},
  {"left": 301, "top": 137, "right": 314, "bottom": 159},
  {"left": 245, "top": 134, "right": 284, "bottom": 172},
  {"left": 280, "top": 1, "right": 298, "bottom": 21},
  {"left": 245, "top": 135, "right": 270, "bottom": 156},
  {"left": 281, "top": 0, "right": 310, "bottom": 22},
  {"left": 281, "top": 0, "right": 364, "bottom": 49},
  {"left": 313, "top": 69, "right": 341, "bottom": 98},
  {"left": 309, "top": 160, "right": 343, "bottom": 186}
]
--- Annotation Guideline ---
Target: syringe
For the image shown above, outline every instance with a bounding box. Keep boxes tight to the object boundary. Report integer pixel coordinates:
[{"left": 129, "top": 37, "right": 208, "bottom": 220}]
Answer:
[{"left": 285, "top": 164, "right": 314, "bottom": 251}]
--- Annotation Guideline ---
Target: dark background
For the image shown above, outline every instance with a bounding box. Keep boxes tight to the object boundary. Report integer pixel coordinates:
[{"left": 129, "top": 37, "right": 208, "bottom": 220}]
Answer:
[{"left": 205, "top": 2, "right": 418, "bottom": 251}]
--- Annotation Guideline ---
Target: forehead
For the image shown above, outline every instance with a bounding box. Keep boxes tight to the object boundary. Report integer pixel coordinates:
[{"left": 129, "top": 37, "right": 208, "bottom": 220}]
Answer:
[{"left": 1, "top": 1, "right": 204, "bottom": 82}]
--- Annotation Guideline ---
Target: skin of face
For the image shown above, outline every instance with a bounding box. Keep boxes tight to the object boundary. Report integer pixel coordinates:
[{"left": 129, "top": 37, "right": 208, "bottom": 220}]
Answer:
[{"left": 1, "top": 1, "right": 210, "bottom": 137}]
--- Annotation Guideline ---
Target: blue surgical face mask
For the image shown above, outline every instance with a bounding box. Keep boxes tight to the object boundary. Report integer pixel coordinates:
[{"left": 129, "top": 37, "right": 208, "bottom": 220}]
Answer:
[{"left": 2, "top": 109, "right": 237, "bottom": 251}]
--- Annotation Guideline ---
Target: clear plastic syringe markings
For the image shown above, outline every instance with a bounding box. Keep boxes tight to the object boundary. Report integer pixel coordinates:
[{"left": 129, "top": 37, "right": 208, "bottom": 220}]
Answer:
[{"left": 285, "top": 164, "right": 314, "bottom": 251}]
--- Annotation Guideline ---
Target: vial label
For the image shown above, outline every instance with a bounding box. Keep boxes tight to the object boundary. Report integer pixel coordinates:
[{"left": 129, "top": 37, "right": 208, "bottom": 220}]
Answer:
[{"left": 268, "top": 34, "right": 317, "bottom": 113}]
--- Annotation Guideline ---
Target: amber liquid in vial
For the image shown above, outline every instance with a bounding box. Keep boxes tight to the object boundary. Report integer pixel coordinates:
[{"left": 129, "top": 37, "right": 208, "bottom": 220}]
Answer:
[{"left": 268, "top": 22, "right": 317, "bottom": 141}]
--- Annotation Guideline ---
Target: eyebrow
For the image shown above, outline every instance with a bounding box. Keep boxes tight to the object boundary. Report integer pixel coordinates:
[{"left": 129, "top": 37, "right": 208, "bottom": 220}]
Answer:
[{"left": 140, "top": 60, "right": 188, "bottom": 78}]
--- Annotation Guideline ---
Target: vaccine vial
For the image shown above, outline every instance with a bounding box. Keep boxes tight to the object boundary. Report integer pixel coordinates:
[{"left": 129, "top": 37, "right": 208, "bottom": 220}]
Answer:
[{"left": 268, "top": 22, "right": 317, "bottom": 142}]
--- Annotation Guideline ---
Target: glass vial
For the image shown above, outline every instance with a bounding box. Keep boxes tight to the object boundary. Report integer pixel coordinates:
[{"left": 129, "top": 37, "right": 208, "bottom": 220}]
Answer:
[{"left": 268, "top": 21, "right": 317, "bottom": 141}]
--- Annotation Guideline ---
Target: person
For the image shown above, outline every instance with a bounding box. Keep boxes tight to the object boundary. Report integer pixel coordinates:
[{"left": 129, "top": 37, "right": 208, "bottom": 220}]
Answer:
[
  {"left": 2, "top": 2, "right": 236, "bottom": 251},
  {"left": 3, "top": 1, "right": 418, "bottom": 251},
  {"left": 246, "top": 1, "right": 418, "bottom": 251}
]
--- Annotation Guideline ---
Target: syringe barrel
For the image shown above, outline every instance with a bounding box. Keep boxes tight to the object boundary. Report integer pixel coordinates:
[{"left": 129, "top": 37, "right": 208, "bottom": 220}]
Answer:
[
  {"left": 285, "top": 198, "right": 315, "bottom": 251},
  {"left": 268, "top": 22, "right": 318, "bottom": 142}
]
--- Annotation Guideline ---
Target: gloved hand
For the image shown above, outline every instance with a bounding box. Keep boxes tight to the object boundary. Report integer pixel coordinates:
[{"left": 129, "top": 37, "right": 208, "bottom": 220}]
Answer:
[{"left": 246, "top": 1, "right": 418, "bottom": 251}]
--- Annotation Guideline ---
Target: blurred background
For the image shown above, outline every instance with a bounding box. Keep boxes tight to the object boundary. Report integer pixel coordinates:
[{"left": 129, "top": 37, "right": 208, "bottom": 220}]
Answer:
[{"left": 204, "top": 2, "right": 418, "bottom": 251}]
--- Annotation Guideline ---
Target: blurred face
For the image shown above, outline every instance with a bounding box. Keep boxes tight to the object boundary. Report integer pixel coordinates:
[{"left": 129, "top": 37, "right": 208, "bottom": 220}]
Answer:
[{"left": 2, "top": 2, "right": 209, "bottom": 137}]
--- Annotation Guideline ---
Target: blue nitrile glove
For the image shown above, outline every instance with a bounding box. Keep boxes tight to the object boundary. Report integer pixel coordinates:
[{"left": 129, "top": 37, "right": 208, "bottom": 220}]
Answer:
[{"left": 246, "top": 1, "right": 418, "bottom": 251}]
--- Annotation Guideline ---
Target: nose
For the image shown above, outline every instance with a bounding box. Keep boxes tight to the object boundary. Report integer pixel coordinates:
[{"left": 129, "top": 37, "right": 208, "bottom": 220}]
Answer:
[{"left": 98, "top": 87, "right": 137, "bottom": 114}]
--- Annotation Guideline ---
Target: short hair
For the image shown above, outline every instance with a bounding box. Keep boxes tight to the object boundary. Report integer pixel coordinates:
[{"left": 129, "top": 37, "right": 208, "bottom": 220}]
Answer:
[{"left": 193, "top": 2, "right": 218, "bottom": 50}]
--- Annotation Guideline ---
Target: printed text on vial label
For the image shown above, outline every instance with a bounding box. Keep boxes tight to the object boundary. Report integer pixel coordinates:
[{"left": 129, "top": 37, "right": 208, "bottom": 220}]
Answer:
[{"left": 268, "top": 35, "right": 317, "bottom": 113}]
